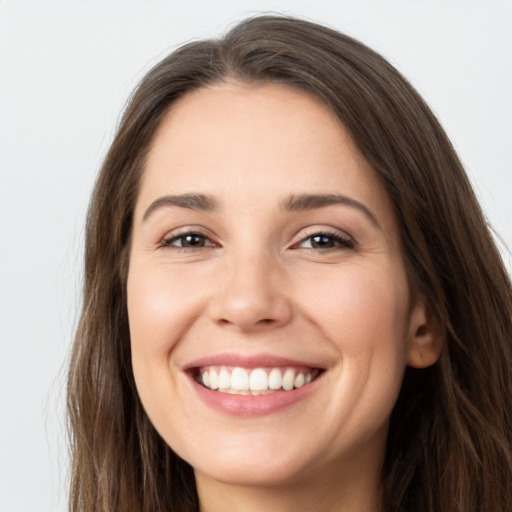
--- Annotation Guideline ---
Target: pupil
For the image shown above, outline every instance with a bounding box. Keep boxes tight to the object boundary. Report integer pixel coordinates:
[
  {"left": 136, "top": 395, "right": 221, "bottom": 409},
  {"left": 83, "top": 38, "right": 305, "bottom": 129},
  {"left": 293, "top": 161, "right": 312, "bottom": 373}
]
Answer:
[
  {"left": 312, "top": 235, "right": 333, "bottom": 248},
  {"left": 184, "top": 235, "right": 203, "bottom": 247}
]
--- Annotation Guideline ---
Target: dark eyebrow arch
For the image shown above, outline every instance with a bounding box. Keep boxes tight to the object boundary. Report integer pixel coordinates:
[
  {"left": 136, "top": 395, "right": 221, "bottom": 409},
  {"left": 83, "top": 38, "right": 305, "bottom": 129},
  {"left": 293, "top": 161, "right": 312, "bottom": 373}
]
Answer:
[
  {"left": 281, "top": 193, "right": 380, "bottom": 229},
  {"left": 142, "top": 193, "right": 218, "bottom": 221}
]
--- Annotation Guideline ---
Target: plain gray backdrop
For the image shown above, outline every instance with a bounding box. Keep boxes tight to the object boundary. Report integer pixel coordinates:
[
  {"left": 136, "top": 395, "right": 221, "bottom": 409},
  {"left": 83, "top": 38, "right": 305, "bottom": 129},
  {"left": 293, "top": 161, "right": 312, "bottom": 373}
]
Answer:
[{"left": 1, "top": 1, "right": 511, "bottom": 510}]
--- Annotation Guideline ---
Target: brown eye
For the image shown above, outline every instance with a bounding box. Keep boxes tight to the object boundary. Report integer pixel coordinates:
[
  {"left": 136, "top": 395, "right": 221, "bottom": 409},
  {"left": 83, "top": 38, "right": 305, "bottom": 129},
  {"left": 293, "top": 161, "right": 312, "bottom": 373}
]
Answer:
[
  {"left": 310, "top": 235, "right": 336, "bottom": 248},
  {"left": 299, "top": 233, "right": 354, "bottom": 250},
  {"left": 164, "top": 233, "right": 215, "bottom": 248}
]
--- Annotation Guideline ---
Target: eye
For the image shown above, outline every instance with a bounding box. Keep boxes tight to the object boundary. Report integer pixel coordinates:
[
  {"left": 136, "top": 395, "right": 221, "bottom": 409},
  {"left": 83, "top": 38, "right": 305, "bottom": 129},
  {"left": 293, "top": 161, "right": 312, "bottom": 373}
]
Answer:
[
  {"left": 162, "top": 232, "right": 216, "bottom": 249},
  {"left": 296, "top": 231, "right": 355, "bottom": 250}
]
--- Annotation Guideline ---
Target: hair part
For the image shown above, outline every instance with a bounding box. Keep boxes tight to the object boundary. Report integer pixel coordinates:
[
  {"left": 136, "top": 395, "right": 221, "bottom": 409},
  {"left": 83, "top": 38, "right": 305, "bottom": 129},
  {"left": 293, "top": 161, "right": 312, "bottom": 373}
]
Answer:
[{"left": 68, "top": 15, "right": 512, "bottom": 512}]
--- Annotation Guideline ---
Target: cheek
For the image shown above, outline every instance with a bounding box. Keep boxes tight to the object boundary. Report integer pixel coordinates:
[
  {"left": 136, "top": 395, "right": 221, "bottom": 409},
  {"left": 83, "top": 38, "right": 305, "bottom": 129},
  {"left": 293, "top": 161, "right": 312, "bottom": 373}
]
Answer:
[
  {"left": 127, "top": 263, "right": 206, "bottom": 358},
  {"left": 302, "top": 262, "right": 410, "bottom": 353},
  {"left": 301, "top": 263, "right": 411, "bottom": 440},
  {"left": 127, "top": 264, "right": 204, "bottom": 435},
  {"left": 301, "top": 261, "right": 411, "bottom": 413}
]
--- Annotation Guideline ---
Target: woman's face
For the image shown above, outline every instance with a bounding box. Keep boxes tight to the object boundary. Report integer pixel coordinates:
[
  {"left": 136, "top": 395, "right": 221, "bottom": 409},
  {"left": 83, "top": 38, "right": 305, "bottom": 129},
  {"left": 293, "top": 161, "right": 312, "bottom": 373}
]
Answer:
[{"left": 127, "top": 82, "right": 437, "bottom": 490}]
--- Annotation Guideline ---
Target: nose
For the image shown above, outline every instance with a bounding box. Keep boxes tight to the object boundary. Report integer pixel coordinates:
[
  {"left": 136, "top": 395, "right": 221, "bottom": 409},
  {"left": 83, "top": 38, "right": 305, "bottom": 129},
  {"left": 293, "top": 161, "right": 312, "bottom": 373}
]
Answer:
[{"left": 208, "top": 251, "right": 292, "bottom": 332}]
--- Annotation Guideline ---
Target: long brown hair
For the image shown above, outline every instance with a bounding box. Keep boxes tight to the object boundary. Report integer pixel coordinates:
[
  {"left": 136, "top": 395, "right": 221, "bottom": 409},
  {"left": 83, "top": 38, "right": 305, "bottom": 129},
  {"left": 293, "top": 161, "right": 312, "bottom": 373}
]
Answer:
[{"left": 67, "top": 15, "right": 512, "bottom": 512}]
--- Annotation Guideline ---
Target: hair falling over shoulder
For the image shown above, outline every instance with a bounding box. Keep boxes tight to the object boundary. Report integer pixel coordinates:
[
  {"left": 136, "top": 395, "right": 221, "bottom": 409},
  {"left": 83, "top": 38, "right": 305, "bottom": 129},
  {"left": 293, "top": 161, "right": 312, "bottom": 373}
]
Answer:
[{"left": 67, "top": 15, "right": 512, "bottom": 512}]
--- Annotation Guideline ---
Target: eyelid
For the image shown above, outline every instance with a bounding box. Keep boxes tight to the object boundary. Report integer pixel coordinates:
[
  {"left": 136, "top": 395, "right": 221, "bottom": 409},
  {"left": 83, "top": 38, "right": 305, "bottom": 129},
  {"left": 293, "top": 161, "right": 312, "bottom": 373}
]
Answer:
[
  {"left": 290, "top": 227, "right": 355, "bottom": 250},
  {"left": 164, "top": 234, "right": 215, "bottom": 248},
  {"left": 159, "top": 226, "right": 220, "bottom": 248},
  {"left": 156, "top": 225, "right": 355, "bottom": 251}
]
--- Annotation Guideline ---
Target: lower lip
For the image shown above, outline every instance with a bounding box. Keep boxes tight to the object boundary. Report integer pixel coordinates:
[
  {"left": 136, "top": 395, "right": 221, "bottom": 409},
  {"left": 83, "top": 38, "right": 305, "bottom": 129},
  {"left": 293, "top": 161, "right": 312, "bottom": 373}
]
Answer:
[{"left": 188, "top": 373, "right": 322, "bottom": 417}]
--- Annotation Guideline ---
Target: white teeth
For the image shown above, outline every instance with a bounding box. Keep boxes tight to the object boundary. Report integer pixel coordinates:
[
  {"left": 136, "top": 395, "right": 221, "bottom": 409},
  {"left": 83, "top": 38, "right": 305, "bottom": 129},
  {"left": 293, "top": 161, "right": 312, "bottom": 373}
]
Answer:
[
  {"left": 223, "top": 388, "right": 250, "bottom": 395},
  {"left": 231, "top": 367, "right": 249, "bottom": 390},
  {"left": 268, "top": 368, "right": 282, "bottom": 389},
  {"left": 218, "top": 368, "right": 231, "bottom": 389},
  {"left": 249, "top": 368, "right": 268, "bottom": 391},
  {"left": 294, "top": 373, "right": 305, "bottom": 388},
  {"left": 282, "top": 369, "right": 295, "bottom": 391},
  {"left": 209, "top": 368, "right": 219, "bottom": 389},
  {"left": 198, "top": 366, "right": 319, "bottom": 394}
]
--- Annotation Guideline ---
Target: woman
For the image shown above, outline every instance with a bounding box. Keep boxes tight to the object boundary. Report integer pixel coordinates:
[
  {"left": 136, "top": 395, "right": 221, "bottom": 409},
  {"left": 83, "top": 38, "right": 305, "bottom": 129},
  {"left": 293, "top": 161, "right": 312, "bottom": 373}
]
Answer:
[{"left": 67, "top": 15, "right": 512, "bottom": 512}]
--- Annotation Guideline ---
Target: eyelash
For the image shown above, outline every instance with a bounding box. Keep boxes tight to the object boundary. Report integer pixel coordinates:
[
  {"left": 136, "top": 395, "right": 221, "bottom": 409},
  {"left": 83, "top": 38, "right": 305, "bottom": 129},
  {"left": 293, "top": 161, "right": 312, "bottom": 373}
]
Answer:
[
  {"left": 161, "top": 229, "right": 355, "bottom": 252},
  {"left": 161, "top": 231, "right": 216, "bottom": 251},
  {"left": 293, "top": 230, "right": 355, "bottom": 251}
]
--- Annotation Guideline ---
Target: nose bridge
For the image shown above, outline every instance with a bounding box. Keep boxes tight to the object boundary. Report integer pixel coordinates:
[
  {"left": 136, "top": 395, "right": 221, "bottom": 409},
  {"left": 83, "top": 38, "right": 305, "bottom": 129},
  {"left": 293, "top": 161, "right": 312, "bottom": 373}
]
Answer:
[{"left": 209, "top": 240, "right": 291, "bottom": 331}]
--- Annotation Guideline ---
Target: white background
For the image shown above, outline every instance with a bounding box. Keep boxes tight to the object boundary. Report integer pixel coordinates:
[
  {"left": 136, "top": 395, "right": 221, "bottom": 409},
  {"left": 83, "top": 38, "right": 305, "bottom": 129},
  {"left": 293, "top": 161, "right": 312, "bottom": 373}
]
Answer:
[{"left": 0, "top": 1, "right": 510, "bottom": 511}]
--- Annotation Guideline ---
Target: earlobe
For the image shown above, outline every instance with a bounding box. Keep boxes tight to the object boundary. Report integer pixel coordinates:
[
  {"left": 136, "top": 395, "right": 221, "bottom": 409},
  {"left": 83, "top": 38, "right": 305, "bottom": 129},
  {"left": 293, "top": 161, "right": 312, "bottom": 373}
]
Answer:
[{"left": 406, "top": 300, "right": 443, "bottom": 369}]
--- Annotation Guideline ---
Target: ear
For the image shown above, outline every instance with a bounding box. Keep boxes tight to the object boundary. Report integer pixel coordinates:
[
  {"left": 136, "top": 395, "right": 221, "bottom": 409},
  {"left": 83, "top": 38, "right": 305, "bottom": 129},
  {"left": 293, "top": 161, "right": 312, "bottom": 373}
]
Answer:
[{"left": 406, "top": 297, "right": 443, "bottom": 368}]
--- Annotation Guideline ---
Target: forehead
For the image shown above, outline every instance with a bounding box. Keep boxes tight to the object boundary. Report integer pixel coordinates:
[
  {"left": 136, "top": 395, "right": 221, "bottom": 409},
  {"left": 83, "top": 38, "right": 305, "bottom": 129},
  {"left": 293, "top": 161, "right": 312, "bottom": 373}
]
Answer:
[
  {"left": 146, "top": 81, "right": 360, "bottom": 177},
  {"left": 136, "top": 81, "right": 396, "bottom": 234}
]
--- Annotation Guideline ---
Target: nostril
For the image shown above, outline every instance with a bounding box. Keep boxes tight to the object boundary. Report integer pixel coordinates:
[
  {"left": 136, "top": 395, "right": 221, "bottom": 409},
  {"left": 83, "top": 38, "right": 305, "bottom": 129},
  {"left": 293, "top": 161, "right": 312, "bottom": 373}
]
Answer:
[{"left": 209, "top": 290, "right": 293, "bottom": 331}]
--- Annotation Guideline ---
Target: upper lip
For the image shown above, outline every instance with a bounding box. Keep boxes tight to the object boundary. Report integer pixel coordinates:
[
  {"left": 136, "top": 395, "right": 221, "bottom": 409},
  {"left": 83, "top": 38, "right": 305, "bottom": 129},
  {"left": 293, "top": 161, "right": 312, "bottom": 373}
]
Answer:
[{"left": 182, "top": 352, "right": 325, "bottom": 371}]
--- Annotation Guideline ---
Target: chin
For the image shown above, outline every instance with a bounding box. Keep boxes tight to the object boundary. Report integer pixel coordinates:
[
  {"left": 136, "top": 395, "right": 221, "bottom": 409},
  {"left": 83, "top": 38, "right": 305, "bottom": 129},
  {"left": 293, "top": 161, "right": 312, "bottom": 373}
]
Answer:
[
  {"left": 180, "top": 429, "right": 329, "bottom": 489},
  {"left": 193, "top": 454, "right": 307, "bottom": 488}
]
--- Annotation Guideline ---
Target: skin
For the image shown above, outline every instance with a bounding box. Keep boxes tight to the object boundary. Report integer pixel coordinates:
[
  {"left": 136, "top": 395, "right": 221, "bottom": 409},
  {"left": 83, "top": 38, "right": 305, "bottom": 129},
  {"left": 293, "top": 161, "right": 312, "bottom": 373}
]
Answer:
[{"left": 127, "top": 82, "right": 441, "bottom": 512}]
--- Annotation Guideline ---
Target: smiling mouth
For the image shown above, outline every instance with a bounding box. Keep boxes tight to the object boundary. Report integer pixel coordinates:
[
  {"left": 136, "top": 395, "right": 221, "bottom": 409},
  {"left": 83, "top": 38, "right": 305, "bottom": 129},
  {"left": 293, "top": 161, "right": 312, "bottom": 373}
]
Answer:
[{"left": 194, "top": 366, "right": 322, "bottom": 395}]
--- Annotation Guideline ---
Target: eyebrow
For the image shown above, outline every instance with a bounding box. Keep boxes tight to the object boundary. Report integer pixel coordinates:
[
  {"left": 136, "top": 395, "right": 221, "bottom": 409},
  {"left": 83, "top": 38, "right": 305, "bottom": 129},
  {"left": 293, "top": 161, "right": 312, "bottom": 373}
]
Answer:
[
  {"left": 281, "top": 193, "right": 380, "bottom": 228},
  {"left": 142, "top": 192, "right": 379, "bottom": 229},
  {"left": 142, "top": 193, "right": 218, "bottom": 221}
]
